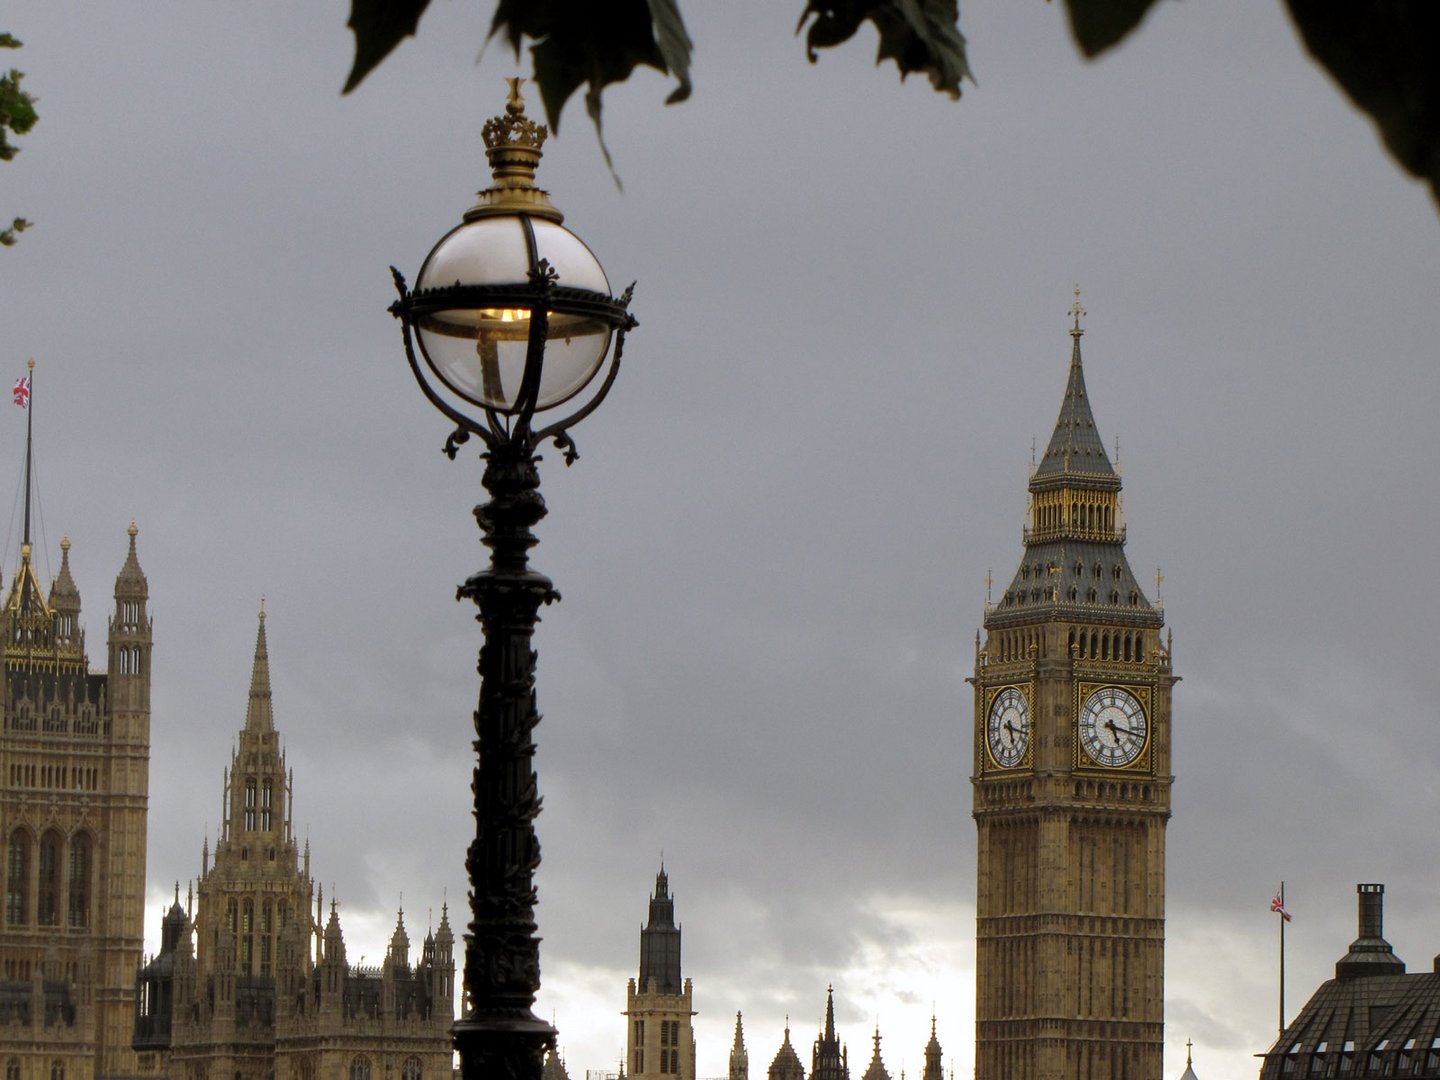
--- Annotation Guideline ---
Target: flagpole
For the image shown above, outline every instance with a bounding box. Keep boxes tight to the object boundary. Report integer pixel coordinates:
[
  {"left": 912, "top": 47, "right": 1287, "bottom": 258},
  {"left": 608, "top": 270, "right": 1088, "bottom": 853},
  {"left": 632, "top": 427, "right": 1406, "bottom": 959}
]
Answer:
[
  {"left": 19, "top": 358, "right": 34, "bottom": 611},
  {"left": 1278, "top": 881, "right": 1286, "bottom": 1038},
  {"left": 22, "top": 358, "right": 34, "bottom": 548}
]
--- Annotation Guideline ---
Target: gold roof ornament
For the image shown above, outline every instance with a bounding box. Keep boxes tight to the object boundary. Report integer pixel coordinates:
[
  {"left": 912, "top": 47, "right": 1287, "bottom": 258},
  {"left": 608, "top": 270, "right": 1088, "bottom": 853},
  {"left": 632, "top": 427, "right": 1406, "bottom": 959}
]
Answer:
[{"left": 466, "top": 77, "right": 563, "bottom": 224}]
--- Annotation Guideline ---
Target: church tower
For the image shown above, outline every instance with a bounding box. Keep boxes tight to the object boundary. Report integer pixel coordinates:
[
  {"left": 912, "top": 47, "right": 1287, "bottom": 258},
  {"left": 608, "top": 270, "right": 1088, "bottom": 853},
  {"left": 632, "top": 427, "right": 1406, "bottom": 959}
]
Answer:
[
  {"left": 625, "top": 868, "right": 695, "bottom": 1080},
  {"left": 971, "top": 298, "right": 1175, "bottom": 1080},
  {"left": 1, "top": 515, "right": 151, "bottom": 1080}
]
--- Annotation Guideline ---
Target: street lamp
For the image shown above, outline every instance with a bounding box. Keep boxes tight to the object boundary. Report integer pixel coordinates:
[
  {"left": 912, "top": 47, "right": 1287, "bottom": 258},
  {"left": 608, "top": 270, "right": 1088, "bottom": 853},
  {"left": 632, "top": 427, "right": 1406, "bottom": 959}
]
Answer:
[{"left": 389, "top": 79, "right": 637, "bottom": 1080}]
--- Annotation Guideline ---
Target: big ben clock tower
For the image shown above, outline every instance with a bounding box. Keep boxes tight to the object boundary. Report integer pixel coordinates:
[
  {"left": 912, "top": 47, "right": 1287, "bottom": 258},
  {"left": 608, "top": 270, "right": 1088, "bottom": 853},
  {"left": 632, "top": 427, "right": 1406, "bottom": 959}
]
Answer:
[{"left": 971, "top": 295, "right": 1175, "bottom": 1080}]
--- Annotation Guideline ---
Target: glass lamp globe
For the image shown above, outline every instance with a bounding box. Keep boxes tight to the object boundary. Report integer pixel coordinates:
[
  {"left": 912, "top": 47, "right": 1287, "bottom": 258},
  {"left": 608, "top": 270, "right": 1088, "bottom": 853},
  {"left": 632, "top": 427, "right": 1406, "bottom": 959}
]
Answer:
[{"left": 414, "top": 215, "right": 613, "bottom": 414}]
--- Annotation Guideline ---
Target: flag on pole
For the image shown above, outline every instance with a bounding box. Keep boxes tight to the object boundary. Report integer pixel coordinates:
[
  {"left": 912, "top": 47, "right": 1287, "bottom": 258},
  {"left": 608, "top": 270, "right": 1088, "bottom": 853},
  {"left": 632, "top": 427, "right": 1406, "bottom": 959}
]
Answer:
[
  {"left": 12, "top": 376, "right": 30, "bottom": 408},
  {"left": 1271, "top": 893, "right": 1292, "bottom": 922}
]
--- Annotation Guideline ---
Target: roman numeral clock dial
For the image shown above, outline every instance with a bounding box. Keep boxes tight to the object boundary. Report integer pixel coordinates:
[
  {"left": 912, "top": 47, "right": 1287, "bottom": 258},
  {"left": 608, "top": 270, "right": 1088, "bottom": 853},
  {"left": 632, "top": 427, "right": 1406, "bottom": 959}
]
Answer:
[
  {"left": 1077, "top": 686, "right": 1148, "bottom": 768},
  {"left": 986, "top": 686, "right": 1030, "bottom": 769}
]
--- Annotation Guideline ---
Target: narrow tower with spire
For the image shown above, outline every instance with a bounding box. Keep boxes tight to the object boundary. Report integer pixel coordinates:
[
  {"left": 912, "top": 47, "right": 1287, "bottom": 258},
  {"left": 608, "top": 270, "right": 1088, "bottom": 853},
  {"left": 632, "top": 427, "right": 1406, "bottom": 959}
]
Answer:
[
  {"left": 971, "top": 296, "right": 1176, "bottom": 1080},
  {"left": 626, "top": 867, "right": 696, "bottom": 1080},
  {"left": 132, "top": 606, "right": 454, "bottom": 1079}
]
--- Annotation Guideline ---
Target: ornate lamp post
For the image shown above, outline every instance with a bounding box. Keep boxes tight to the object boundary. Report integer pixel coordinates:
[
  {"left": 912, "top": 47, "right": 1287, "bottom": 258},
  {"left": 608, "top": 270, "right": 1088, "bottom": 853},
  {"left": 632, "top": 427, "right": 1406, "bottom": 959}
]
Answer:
[{"left": 389, "top": 80, "right": 637, "bottom": 1080}]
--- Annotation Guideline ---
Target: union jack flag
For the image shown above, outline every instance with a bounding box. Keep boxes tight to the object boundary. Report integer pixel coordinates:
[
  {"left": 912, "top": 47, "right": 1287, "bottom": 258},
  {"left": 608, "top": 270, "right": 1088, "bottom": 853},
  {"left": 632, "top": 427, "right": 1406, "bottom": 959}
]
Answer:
[
  {"left": 12, "top": 376, "right": 29, "bottom": 408},
  {"left": 1271, "top": 894, "right": 1292, "bottom": 922}
]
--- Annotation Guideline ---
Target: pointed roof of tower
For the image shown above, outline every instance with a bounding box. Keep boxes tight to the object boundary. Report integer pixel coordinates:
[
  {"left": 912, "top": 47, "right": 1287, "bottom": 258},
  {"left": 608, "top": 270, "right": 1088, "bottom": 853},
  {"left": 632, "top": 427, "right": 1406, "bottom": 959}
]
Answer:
[
  {"left": 921, "top": 1015, "right": 942, "bottom": 1080},
  {"left": 48, "top": 535, "right": 79, "bottom": 612},
  {"left": 389, "top": 905, "right": 410, "bottom": 955},
  {"left": 731, "top": 1012, "right": 750, "bottom": 1080},
  {"left": 768, "top": 1021, "right": 805, "bottom": 1080},
  {"left": 987, "top": 300, "right": 1162, "bottom": 631},
  {"left": 1177, "top": 1040, "right": 1199, "bottom": 1080},
  {"left": 114, "top": 520, "right": 148, "bottom": 596},
  {"left": 860, "top": 1028, "right": 890, "bottom": 1080},
  {"left": 824, "top": 987, "right": 836, "bottom": 1041},
  {"left": 5, "top": 542, "right": 49, "bottom": 615},
  {"left": 245, "top": 601, "right": 274, "bottom": 733},
  {"left": 1033, "top": 291, "right": 1116, "bottom": 484}
]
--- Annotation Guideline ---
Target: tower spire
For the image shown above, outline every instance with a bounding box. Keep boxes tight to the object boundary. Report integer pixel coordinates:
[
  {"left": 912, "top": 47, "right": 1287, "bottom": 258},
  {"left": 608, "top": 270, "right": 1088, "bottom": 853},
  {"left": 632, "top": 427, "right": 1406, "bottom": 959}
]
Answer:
[{"left": 244, "top": 599, "right": 274, "bottom": 732}]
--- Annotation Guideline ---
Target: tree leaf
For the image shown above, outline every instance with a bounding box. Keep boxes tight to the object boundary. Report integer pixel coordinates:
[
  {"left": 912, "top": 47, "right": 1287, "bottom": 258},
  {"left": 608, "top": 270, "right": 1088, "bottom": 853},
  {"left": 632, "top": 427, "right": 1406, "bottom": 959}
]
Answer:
[
  {"left": 1283, "top": 0, "right": 1440, "bottom": 209},
  {"left": 797, "top": 0, "right": 972, "bottom": 99},
  {"left": 1061, "top": 0, "right": 1160, "bottom": 59},
  {"left": 489, "top": 0, "right": 692, "bottom": 177},
  {"left": 344, "top": 0, "right": 431, "bottom": 94}
]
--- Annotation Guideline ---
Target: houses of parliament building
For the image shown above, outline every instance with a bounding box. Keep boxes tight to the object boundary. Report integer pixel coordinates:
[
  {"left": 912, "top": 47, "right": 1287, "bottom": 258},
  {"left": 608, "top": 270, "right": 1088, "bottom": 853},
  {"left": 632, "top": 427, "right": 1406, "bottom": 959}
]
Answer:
[{"left": 0, "top": 512, "right": 453, "bottom": 1080}]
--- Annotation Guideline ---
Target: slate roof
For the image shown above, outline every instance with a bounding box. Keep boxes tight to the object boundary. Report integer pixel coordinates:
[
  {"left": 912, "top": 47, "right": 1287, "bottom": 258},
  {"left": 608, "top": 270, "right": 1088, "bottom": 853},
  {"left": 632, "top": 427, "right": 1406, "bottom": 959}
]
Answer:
[{"left": 1032, "top": 331, "right": 1117, "bottom": 485}]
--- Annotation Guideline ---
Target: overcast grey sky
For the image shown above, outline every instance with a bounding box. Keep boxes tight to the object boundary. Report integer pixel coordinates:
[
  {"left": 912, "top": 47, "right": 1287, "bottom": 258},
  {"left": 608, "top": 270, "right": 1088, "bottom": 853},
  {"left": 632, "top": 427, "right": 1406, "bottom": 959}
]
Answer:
[{"left": 4, "top": 4, "right": 1439, "bottom": 1080}]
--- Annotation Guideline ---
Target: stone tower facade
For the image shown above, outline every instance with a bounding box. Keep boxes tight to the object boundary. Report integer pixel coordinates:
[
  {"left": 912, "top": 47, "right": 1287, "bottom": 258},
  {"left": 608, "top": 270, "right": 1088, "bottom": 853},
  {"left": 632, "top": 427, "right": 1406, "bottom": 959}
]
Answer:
[
  {"left": 1, "top": 524, "right": 152, "bottom": 1080},
  {"left": 132, "top": 609, "right": 454, "bottom": 1080},
  {"left": 625, "top": 869, "right": 695, "bottom": 1080},
  {"left": 971, "top": 304, "right": 1176, "bottom": 1080}
]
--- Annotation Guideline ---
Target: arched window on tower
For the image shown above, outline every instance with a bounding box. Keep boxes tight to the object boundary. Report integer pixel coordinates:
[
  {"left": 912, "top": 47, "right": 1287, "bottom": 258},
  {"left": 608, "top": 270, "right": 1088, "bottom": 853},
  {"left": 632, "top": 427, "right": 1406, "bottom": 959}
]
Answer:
[
  {"left": 6, "top": 830, "right": 28, "bottom": 925},
  {"left": 244, "top": 779, "right": 256, "bottom": 831},
  {"left": 350, "top": 1058, "right": 372, "bottom": 1080},
  {"left": 261, "top": 779, "right": 272, "bottom": 831},
  {"left": 403, "top": 1059, "right": 422, "bottom": 1080},
  {"left": 67, "top": 832, "right": 90, "bottom": 929},
  {"left": 243, "top": 899, "right": 254, "bottom": 972},
  {"left": 6, "top": 1058, "right": 19, "bottom": 1080},
  {"left": 50, "top": 1061, "right": 64, "bottom": 1080},
  {"left": 37, "top": 830, "right": 61, "bottom": 926}
]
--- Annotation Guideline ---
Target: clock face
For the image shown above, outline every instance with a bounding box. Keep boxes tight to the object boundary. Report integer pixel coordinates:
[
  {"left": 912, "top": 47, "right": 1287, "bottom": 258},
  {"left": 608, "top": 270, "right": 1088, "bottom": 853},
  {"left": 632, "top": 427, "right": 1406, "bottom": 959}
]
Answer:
[
  {"left": 1078, "top": 687, "right": 1148, "bottom": 768},
  {"left": 986, "top": 687, "right": 1030, "bottom": 769}
]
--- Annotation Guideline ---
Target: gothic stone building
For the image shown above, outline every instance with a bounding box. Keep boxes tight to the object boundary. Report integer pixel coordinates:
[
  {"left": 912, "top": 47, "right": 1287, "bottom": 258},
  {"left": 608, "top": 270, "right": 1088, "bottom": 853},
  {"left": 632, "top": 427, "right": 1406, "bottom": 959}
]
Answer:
[
  {"left": 971, "top": 304, "right": 1176, "bottom": 1080},
  {"left": 0, "top": 527, "right": 152, "bottom": 1080},
  {"left": 132, "top": 610, "right": 455, "bottom": 1080}
]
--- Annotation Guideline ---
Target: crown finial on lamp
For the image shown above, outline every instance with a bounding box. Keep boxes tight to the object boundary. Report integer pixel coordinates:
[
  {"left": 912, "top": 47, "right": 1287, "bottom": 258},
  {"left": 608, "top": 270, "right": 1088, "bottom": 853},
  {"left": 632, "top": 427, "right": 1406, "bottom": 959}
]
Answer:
[{"left": 467, "top": 78, "right": 563, "bottom": 224}]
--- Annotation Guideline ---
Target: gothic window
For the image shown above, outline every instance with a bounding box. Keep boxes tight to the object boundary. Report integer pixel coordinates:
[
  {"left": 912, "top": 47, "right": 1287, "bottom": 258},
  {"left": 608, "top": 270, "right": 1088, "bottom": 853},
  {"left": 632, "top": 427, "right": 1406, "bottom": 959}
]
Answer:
[
  {"left": 402, "top": 1059, "right": 422, "bottom": 1080},
  {"left": 244, "top": 779, "right": 256, "bottom": 831},
  {"left": 1087, "top": 588, "right": 1098, "bottom": 603},
  {"left": 6, "top": 831, "right": 28, "bottom": 925},
  {"left": 50, "top": 1062, "right": 63, "bottom": 1080},
  {"left": 67, "top": 833, "right": 90, "bottom": 929},
  {"left": 226, "top": 898, "right": 237, "bottom": 932},
  {"left": 1093, "top": 563, "right": 1103, "bottom": 579},
  {"left": 132, "top": 646, "right": 141, "bottom": 674},
  {"left": 1109, "top": 590, "right": 1120, "bottom": 605},
  {"left": 37, "top": 830, "right": 61, "bottom": 926},
  {"left": 349, "top": 1058, "right": 371, "bottom": 1080},
  {"left": 6, "top": 1058, "right": 18, "bottom": 1080},
  {"left": 261, "top": 779, "right": 272, "bottom": 831}
]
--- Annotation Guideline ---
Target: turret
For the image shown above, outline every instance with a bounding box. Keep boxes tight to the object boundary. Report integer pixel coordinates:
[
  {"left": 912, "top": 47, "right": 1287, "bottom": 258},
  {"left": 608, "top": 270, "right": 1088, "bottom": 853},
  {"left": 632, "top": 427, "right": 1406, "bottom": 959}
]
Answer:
[
  {"left": 108, "top": 521, "right": 152, "bottom": 719},
  {"left": 921, "top": 1017, "right": 942, "bottom": 1080},
  {"left": 811, "top": 988, "right": 849, "bottom": 1080},
  {"left": 318, "top": 900, "right": 347, "bottom": 1013},
  {"left": 48, "top": 535, "right": 82, "bottom": 649},
  {"left": 431, "top": 903, "right": 455, "bottom": 1019},
  {"left": 730, "top": 1012, "right": 749, "bottom": 1080}
]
